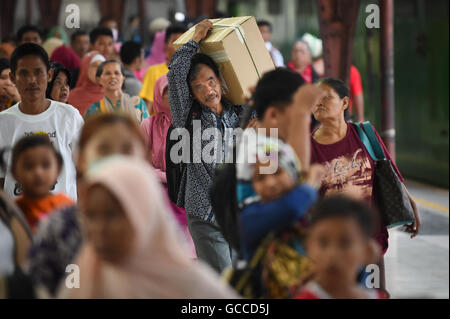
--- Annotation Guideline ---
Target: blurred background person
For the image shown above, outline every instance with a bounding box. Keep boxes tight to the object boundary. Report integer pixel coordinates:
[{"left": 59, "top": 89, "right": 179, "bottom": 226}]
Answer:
[
  {"left": 288, "top": 39, "right": 320, "bottom": 84},
  {"left": 42, "top": 37, "right": 64, "bottom": 58},
  {"left": 70, "top": 30, "right": 90, "bottom": 59},
  {"left": 50, "top": 45, "right": 81, "bottom": 74},
  {"left": 16, "top": 25, "right": 43, "bottom": 46},
  {"left": 46, "top": 26, "right": 68, "bottom": 46},
  {"left": 123, "top": 15, "right": 141, "bottom": 43},
  {"left": 0, "top": 58, "right": 20, "bottom": 111},
  {"left": 139, "top": 24, "right": 187, "bottom": 115},
  {"left": 120, "top": 41, "right": 144, "bottom": 97},
  {"left": 84, "top": 60, "right": 148, "bottom": 123},
  {"left": 68, "top": 27, "right": 115, "bottom": 115},
  {"left": 257, "top": 20, "right": 284, "bottom": 67},
  {"left": 58, "top": 156, "right": 238, "bottom": 299},
  {"left": 26, "top": 113, "right": 150, "bottom": 297},
  {"left": 301, "top": 33, "right": 365, "bottom": 122},
  {"left": 0, "top": 41, "right": 15, "bottom": 60}
]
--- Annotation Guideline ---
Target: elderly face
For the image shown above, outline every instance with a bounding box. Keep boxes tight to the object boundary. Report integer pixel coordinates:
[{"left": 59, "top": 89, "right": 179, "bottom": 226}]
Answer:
[
  {"left": 312, "top": 83, "right": 348, "bottom": 122},
  {"left": 189, "top": 64, "right": 223, "bottom": 113},
  {"left": 97, "top": 62, "right": 124, "bottom": 91},
  {"left": 291, "top": 41, "right": 311, "bottom": 69},
  {"left": 50, "top": 71, "right": 70, "bottom": 103}
]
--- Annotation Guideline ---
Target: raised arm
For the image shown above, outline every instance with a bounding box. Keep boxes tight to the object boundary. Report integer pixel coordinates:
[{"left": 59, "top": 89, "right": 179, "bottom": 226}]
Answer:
[
  {"left": 167, "top": 19, "right": 213, "bottom": 128},
  {"left": 167, "top": 40, "right": 198, "bottom": 128}
]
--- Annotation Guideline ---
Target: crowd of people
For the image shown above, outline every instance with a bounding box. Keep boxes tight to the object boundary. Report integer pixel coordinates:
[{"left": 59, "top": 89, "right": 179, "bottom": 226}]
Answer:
[{"left": 0, "top": 15, "right": 421, "bottom": 299}]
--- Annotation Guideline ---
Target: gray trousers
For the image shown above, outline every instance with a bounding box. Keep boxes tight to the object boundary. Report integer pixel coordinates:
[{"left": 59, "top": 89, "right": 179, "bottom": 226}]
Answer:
[{"left": 186, "top": 214, "right": 235, "bottom": 274}]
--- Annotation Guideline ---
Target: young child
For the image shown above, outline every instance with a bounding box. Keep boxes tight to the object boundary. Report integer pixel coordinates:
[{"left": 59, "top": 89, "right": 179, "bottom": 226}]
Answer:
[
  {"left": 11, "top": 135, "right": 74, "bottom": 232},
  {"left": 295, "top": 195, "right": 385, "bottom": 299},
  {"left": 238, "top": 136, "right": 324, "bottom": 259}
]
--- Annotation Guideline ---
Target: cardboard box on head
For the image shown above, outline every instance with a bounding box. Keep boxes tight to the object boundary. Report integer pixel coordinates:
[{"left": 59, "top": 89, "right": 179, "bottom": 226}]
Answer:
[{"left": 173, "top": 16, "right": 276, "bottom": 105}]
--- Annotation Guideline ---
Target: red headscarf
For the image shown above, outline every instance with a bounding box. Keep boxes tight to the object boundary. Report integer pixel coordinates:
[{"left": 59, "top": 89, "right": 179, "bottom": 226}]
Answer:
[
  {"left": 67, "top": 51, "right": 104, "bottom": 116},
  {"left": 50, "top": 45, "right": 80, "bottom": 72}
]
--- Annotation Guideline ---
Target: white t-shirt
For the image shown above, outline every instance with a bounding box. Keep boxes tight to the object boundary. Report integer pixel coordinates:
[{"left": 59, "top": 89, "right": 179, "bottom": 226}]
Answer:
[{"left": 0, "top": 100, "right": 84, "bottom": 200}]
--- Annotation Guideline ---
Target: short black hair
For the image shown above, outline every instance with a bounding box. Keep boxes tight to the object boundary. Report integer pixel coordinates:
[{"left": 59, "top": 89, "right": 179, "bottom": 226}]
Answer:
[
  {"left": 95, "top": 59, "right": 125, "bottom": 78},
  {"left": 309, "top": 196, "right": 376, "bottom": 239},
  {"left": 120, "top": 41, "right": 142, "bottom": 65},
  {"left": 187, "top": 53, "right": 221, "bottom": 85},
  {"left": 16, "top": 25, "right": 43, "bottom": 43},
  {"left": 0, "top": 58, "right": 10, "bottom": 74},
  {"left": 46, "top": 62, "right": 72, "bottom": 99},
  {"left": 128, "top": 15, "right": 139, "bottom": 24},
  {"left": 257, "top": 20, "right": 272, "bottom": 32},
  {"left": 165, "top": 23, "right": 187, "bottom": 43},
  {"left": 11, "top": 134, "right": 64, "bottom": 174},
  {"left": 319, "top": 77, "right": 349, "bottom": 99},
  {"left": 253, "top": 68, "right": 305, "bottom": 120},
  {"left": 89, "top": 27, "right": 113, "bottom": 44},
  {"left": 10, "top": 43, "right": 50, "bottom": 75},
  {"left": 71, "top": 30, "right": 88, "bottom": 43},
  {"left": 99, "top": 16, "right": 116, "bottom": 27}
]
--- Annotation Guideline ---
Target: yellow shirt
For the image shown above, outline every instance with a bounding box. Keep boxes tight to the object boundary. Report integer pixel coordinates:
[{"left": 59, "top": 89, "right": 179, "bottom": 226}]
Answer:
[{"left": 139, "top": 62, "right": 169, "bottom": 103}]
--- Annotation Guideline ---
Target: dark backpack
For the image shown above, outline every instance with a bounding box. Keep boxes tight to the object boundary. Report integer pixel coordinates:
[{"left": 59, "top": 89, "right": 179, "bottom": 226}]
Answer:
[{"left": 165, "top": 103, "right": 202, "bottom": 207}]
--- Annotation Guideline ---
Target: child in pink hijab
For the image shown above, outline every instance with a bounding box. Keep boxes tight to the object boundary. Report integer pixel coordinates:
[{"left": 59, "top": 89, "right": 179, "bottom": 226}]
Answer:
[
  {"left": 141, "top": 75, "right": 196, "bottom": 258},
  {"left": 58, "top": 155, "right": 238, "bottom": 299}
]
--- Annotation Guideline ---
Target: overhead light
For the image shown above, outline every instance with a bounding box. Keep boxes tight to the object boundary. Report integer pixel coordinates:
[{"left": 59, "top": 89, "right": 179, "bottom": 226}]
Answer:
[{"left": 174, "top": 12, "right": 185, "bottom": 22}]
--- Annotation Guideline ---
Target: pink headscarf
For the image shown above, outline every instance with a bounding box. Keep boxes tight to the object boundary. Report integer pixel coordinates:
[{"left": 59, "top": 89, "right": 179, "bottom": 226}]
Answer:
[
  {"left": 50, "top": 45, "right": 81, "bottom": 72},
  {"left": 67, "top": 51, "right": 104, "bottom": 116},
  {"left": 145, "top": 30, "right": 167, "bottom": 68},
  {"left": 134, "top": 31, "right": 167, "bottom": 82},
  {"left": 58, "top": 156, "right": 238, "bottom": 299},
  {"left": 141, "top": 74, "right": 170, "bottom": 181}
]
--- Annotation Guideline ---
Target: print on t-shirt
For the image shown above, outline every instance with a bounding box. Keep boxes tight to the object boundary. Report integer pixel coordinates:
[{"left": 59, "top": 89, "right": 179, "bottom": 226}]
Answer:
[{"left": 320, "top": 147, "right": 373, "bottom": 200}]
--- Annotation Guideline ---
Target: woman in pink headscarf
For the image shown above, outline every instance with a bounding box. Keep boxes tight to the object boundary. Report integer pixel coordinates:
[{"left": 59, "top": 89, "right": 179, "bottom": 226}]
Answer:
[
  {"left": 67, "top": 51, "right": 105, "bottom": 116},
  {"left": 58, "top": 155, "right": 238, "bottom": 299},
  {"left": 141, "top": 74, "right": 196, "bottom": 258},
  {"left": 134, "top": 31, "right": 166, "bottom": 82}
]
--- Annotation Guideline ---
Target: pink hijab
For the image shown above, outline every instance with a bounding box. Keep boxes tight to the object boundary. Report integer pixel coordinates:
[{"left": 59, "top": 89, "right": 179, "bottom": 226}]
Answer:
[
  {"left": 135, "top": 30, "right": 167, "bottom": 82},
  {"left": 141, "top": 75, "right": 170, "bottom": 181},
  {"left": 67, "top": 51, "right": 104, "bottom": 116},
  {"left": 145, "top": 30, "right": 167, "bottom": 68},
  {"left": 58, "top": 156, "right": 238, "bottom": 299}
]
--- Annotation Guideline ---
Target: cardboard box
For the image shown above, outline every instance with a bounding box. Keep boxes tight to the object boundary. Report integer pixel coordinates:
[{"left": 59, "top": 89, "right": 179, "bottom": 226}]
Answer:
[{"left": 173, "top": 16, "right": 276, "bottom": 105}]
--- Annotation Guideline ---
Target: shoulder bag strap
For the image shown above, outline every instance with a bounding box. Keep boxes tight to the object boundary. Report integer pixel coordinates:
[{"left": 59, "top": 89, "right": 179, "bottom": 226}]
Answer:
[
  {"left": 354, "top": 122, "right": 382, "bottom": 161},
  {"left": 361, "top": 122, "right": 386, "bottom": 160}
]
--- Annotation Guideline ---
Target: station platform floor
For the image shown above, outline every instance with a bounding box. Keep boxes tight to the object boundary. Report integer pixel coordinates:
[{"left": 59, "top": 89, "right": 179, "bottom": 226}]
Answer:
[{"left": 385, "top": 180, "right": 449, "bottom": 299}]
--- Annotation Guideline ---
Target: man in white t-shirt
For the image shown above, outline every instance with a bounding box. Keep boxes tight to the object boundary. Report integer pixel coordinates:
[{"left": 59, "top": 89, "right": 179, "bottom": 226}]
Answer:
[{"left": 0, "top": 43, "right": 84, "bottom": 200}]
